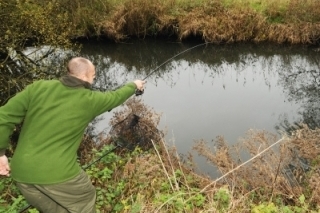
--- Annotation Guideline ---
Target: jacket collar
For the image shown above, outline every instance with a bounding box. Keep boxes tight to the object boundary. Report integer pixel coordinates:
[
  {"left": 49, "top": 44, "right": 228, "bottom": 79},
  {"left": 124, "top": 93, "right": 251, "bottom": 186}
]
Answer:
[{"left": 59, "top": 75, "right": 92, "bottom": 89}]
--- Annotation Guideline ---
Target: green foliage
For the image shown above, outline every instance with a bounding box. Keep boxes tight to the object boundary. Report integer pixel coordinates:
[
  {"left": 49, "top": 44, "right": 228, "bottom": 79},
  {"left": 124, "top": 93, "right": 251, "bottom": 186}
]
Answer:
[
  {"left": 191, "top": 192, "right": 206, "bottom": 207},
  {"left": 252, "top": 202, "right": 278, "bottom": 213},
  {"left": 250, "top": 194, "right": 319, "bottom": 213},
  {"left": 0, "top": 177, "right": 28, "bottom": 212},
  {"left": 0, "top": 195, "right": 25, "bottom": 213},
  {"left": 291, "top": 194, "right": 314, "bottom": 213},
  {"left": 214, "top": 187, "right": 231, "bottom": 212},
  {"left": 27, "top": 209, "right": 40, "bottom": 213},
  {"left": 86, "top": 145, "right": 150, "bottom": 212},
  {"left": 175, "top": 0, "right": 207, "bottom": 11}
]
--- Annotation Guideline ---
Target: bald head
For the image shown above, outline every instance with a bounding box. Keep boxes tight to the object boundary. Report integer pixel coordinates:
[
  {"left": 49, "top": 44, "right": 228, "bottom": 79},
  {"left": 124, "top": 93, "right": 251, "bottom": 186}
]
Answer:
[{"left": 67, "top": 57, "right": 96, "bottom": 84}]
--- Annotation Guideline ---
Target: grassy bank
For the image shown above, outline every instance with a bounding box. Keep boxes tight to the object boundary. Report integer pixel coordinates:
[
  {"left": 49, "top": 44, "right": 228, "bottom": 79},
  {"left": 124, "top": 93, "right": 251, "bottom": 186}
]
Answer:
[
  {"left": 53, "top": 0, "right": 320, "bottom": 44},
  {"left": 2, "top": 0, "right": 320, "bottom": 44}
]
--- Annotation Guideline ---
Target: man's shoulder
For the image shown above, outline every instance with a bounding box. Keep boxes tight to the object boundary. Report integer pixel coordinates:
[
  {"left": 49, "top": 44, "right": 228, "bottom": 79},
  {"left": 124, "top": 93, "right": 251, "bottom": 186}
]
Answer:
[
  {"left": 24, "top": 80, "right": 62, "bottom": 94},
  {"left": 31, "top": 79, "right": 61, "bottom": 87},
  {"left": 33, "top": 79, "right": 60, "bottom": 84}
]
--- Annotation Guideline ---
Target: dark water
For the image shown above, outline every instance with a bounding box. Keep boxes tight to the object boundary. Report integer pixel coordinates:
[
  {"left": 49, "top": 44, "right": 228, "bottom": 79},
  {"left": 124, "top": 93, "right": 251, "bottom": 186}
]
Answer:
[{"left": 80, "top": 39, "right": 320, "bottom": 177}]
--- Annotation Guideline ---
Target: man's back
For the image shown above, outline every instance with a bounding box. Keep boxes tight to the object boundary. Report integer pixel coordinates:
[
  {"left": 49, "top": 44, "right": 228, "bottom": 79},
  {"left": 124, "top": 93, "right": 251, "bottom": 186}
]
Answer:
[{"left": 1, "top": 78, "right": 136, "bottom": 184}]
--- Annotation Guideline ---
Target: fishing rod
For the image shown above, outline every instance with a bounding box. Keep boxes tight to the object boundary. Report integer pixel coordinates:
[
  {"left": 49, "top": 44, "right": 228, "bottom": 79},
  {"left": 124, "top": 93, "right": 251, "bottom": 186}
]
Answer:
[
  {"left": 18, "top": 42, "right": 209, "bottom": 213},
  {"left": 145, "top": 42, "right": 209, "bottom": 81},
  {"left": 135, "top": 42, "right": 210, "bottom": 95}
]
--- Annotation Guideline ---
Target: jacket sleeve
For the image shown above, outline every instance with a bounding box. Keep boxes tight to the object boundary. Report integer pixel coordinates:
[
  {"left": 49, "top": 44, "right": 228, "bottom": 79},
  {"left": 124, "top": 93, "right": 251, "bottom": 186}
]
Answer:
[
  {"left": 91, "top": 82, "right": 136, "bottom": 116},
  {"left": 0, "top": 85, "right": 30, "bottom": 155}
]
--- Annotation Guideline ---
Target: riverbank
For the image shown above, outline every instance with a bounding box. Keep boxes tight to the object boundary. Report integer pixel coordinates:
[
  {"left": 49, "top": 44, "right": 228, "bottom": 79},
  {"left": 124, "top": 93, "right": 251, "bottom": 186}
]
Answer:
[{"left": 61, "top": 0, "right": 320, "bottom": 44}]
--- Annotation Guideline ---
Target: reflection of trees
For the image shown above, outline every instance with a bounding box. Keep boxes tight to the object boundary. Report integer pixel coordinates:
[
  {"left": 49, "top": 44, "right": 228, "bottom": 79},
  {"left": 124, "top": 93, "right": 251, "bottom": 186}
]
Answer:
[
  {"left": 82, "top": 40, "right": 310, "bottom": 73},
  {"left": 0, "top": 47, "right": 73, "bottom": 105},
  {"left": 81, "top": 40, "right": 271, "bottom": 89},
  {"left": 81, "top": 39, "right": 196, "bottom": 90},
  {"left": 277, "top": 55, "right": 320, "bottom": 133},
  {"left": 81, "top": 40, "right": 319, "bottom": 133}
]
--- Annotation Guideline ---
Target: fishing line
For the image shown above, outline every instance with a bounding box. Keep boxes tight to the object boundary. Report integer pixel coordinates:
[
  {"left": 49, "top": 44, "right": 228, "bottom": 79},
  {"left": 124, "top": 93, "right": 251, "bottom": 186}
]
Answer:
[
  {"left": 143, "top": 42, "right": 210, "bottom": 81},
  {"left": 135, "top": 42, "right": 210, "bottom": 95}
]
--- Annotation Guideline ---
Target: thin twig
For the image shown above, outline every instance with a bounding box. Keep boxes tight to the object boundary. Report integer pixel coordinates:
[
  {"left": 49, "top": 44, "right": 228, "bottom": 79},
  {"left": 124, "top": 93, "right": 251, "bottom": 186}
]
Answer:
[
  {"left": 160, "top": 135, "right": 180, "bottom": 191},
  {"left": 269, "top": 148, "right": 284, "bottom": 202},
  {"left": 172, "top": 135, "right": 191, "bottom": 193},
  {"left": 151, "top": 139, "right": 175, "bottom": 191}
]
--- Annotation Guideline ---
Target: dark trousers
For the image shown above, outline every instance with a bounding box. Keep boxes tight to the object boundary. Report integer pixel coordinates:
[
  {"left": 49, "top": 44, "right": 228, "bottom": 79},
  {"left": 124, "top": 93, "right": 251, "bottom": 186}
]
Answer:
[{"left": 16, "top": 170, "right": 96, "bottom": 213}]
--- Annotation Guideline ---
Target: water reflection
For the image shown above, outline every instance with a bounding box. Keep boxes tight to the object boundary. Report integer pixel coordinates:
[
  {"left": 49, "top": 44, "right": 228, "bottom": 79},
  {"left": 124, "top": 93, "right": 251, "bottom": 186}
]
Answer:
[
  {"left": 0, "top": 46, "right": 72, "bottom": 105},
  {"left": 80, "top": 39, "right": 319, "bottom": 176},
  {"left": 277, "top": 54, "right": 320, "bottom": 132}
]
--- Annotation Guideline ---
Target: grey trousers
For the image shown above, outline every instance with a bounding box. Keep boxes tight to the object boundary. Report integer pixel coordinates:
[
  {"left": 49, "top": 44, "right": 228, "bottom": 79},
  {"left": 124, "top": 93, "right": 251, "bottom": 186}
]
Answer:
[{"left": 16, "top": 170, "right": 96, "bottom": 213}]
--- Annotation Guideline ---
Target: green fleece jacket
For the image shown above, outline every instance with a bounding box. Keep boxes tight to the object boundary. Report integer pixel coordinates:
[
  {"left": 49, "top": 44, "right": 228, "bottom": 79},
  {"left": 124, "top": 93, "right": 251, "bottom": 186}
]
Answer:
[{"left": 0, "top": 76, "right": 136, "bottom": 184}]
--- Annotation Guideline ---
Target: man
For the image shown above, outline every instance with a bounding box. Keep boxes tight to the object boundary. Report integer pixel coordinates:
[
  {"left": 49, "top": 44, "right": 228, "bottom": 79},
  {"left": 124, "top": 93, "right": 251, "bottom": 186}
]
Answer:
[{"left": 0, "top": 57, "right": 145, "bottom": 212}]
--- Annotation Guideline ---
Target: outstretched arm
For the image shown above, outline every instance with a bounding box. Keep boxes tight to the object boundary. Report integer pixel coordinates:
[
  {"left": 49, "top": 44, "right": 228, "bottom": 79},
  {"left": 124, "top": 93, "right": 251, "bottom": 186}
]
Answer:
[{"left": 92, "top": 80, "right": 146, "bottom": 115}]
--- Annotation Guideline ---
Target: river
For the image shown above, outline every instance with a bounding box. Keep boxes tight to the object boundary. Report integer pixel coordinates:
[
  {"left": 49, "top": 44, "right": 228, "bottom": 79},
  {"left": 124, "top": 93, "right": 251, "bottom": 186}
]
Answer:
[{"left": 80, "top": 39, "right": 320, "bottom": 177}]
